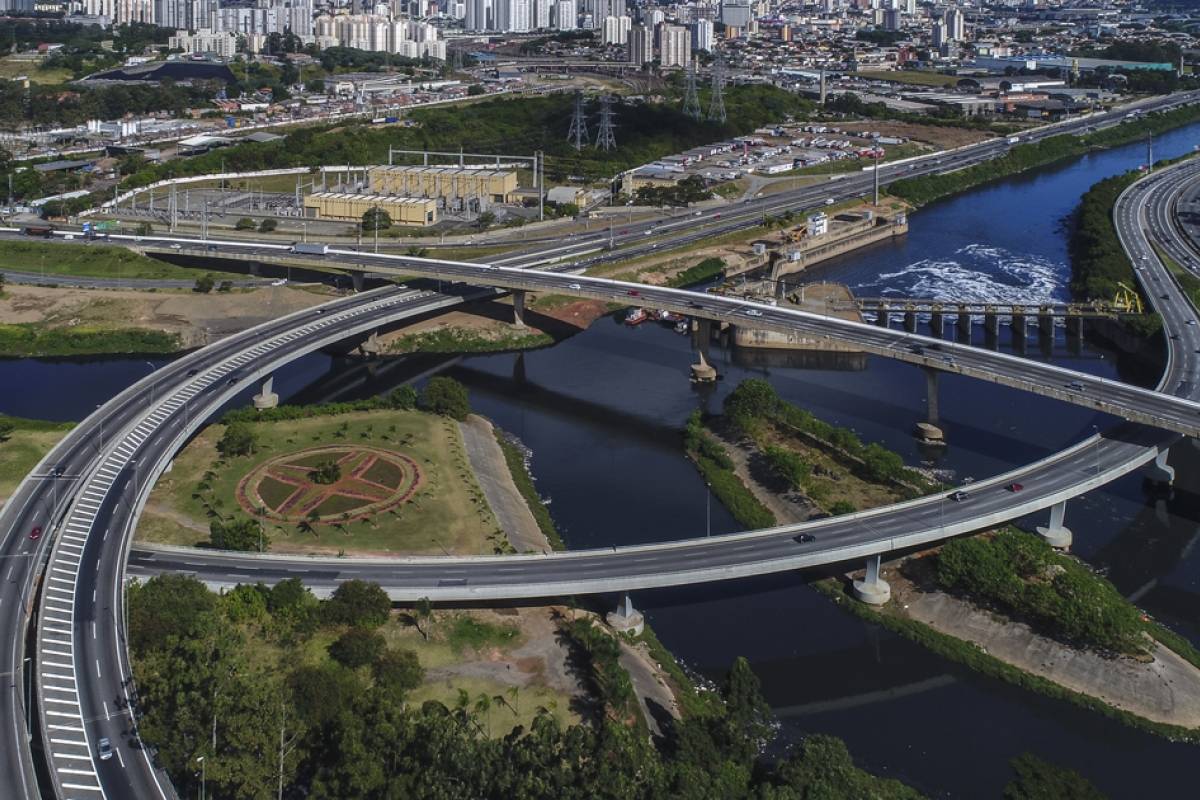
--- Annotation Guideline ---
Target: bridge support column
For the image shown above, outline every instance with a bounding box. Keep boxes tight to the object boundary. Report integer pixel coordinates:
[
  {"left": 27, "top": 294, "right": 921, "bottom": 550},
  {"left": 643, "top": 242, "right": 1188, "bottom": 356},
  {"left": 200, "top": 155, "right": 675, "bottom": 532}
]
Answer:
[
  {"left": 930, "top": 310, "right": 944, "bottom": 338},
  {"left": 904, "top": 310, "right": 917, "bottom": 333},
  {"left": 875, "top": 303, "right": 890, "bottom": 328},
  {"left": 1144, "top": 448, "right": 1175, "bottom": 485},
  {"left": 983, "top": 310, "right": 999, "bottom": 338},
  {"left": 1038, "top": 312, "right": 1054, "bottom": 340},
  {"left": 606, "top": 593, "right": 644, "bottom": 635},
  {"left": 359, "top": 331, "right": 381, "bottom": 357},
  {"left": 1011, "top": 312, "right": 1027, "bottom": 347},
  {"left": 253, "top": 376, "right": 279, "bottom": 409},
  {"left": 956, "top": 307, "right": 971, "bottom": 340},
  {"left": 852, "top": 555, "right": 891, "bottom": 605},
  {"left": 1036, "top": 500, "right": 1072, "bottom": 549},
  {"left": 690, "top": 350, "right": 718, "bottom": 383},
  {"left": 1065, "top": 315, "right": 1083, "bottom": 342},
  {"left": 694, "top": 318, "right": 712, "bottom": 356},
  {"left": 513, "top": 289, "right": 526, "bottom": 327},
  {"left": 924, "top": 368, "right": 939, "bottom": 426},
  {"left": 350, "top": 271, "right": 364, "bottom": 293}
]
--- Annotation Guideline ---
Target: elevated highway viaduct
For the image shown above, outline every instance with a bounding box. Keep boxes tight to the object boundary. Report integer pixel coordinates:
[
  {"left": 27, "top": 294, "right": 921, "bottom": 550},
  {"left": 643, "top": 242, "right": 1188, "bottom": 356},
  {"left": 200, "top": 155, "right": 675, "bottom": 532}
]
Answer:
[{"left": 2, "top": 100, "right": 1200, "bottom": 797}]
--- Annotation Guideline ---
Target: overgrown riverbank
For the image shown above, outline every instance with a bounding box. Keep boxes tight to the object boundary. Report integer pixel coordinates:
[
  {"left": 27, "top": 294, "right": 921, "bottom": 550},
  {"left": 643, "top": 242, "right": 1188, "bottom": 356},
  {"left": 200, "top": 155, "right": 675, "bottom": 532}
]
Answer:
[
  {"left": 819, "top": 529, "right": 1200, "bottom": 742},
  {"left": 889, "top": 103, "right": 1200, "bottom": 208},
  {"left": 0, "top": 322, "right": 179, "bottom": 356}
]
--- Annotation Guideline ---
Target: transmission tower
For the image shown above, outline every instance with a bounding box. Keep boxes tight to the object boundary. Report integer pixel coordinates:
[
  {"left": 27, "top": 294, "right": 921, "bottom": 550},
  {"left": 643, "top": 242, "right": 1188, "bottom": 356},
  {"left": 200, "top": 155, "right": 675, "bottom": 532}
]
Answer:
[
  {"left": 567, "top": 92, "right": 589, "bottom": 151},
  {"left": 682, "top": 60, "right": 702, "bottom": 121},
  {"left": 707, "top": 59, "right": 726, "bottom": 124},
  {"left": 595, "top": 96, "right": 617, "bottom": 151}
]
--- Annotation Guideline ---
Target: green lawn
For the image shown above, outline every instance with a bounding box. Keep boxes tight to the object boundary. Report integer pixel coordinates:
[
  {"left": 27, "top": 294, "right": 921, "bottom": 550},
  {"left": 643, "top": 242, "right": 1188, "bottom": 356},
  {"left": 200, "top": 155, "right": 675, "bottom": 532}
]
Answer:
[
  {"left": 856, "top": 70, "right": 960, "bottom": 88},
  {"left": 0, "top": 418, "right": 73, "bottom": 506},
  {"left": 0, "top": 241, "right": 240, "bottom": 280},
  {"left": 138, "top": 410, "right": 501, "bottom": 555},
  {"left": 0, "top": 56, "right": 72, "bottom": 85}
]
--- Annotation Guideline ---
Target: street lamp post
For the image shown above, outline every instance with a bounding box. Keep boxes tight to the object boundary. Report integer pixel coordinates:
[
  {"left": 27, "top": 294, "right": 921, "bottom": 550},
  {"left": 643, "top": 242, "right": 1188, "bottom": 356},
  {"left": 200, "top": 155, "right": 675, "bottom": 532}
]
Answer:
[
  {"left": 1092, "top": 424, "right": 1100, "bottom": 475},
  {"left": 196, "top": 755, "right": 206, "bottom": 800},
  {"left": 705, "top": 482, "right": 711, "bottom": 537}
]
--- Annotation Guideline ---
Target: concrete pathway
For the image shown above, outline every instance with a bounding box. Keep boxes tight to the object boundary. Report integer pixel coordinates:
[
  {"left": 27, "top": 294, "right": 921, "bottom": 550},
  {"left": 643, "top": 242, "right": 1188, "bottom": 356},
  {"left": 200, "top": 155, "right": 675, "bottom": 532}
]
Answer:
[
  {"left": 619, "top": 640, "right": 680, "bottom": 737},
  {"left": 905, "top": 590, "right": 1200, "bottom": 728},
  {"left": 458, "top": 415, "right": 549, "bottom": 554}
]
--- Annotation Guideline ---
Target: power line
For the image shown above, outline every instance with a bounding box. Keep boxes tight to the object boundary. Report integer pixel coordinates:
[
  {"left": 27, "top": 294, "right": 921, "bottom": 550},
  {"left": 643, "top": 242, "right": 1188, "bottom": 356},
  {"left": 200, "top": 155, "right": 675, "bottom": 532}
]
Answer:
[
  {"left": 682, "top": 59, "right": 702, "bottom": 121},
  {"left": 567, "top": 91, "right": 589, "bottom": 151},
  {"left": 708, "top": 58, "right": 726, "bottom": 124},
  {"left": 595, "top": 96, "right": 617, "bottom": 151}
]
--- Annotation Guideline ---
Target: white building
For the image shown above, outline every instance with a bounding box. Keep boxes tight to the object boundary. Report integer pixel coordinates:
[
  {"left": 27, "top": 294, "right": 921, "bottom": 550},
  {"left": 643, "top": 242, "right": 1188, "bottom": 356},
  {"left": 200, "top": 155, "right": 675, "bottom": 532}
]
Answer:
[
  {"left": 692, "top": 18, "right": 713, "bottom": 51},
  {"left": 168, "top": 28, "right": 239, "bottom": 58},
  {"left": 659, "top": 23, "right": 690, "bottom": 68},
  {"left": 554, "top": 0, "right": 576, "bottom": 29},
  {"left": 628, "top": 22, "right": 652, "bottom": 66},
  {"left": 944, "top": 6, "right": 965, "bottom": 41},
  {"left": 602, "top": 14, "right": 630, "bottom": 45}
]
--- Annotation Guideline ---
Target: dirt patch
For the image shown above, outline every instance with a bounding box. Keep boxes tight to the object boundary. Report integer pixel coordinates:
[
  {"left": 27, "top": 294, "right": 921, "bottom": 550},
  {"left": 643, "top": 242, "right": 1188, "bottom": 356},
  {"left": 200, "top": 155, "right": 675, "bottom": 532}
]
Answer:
[
  {"left": 0, "top": 283, "right": 334, "bottom": 347},
  {"left": 839, "top": 120, "right": 993, "bottom": 150}
]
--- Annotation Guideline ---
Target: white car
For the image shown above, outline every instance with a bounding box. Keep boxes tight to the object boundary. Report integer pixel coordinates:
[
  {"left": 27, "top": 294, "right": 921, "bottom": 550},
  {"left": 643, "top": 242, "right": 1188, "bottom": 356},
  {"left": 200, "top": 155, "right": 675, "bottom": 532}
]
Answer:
[
  {"left": 567, "top": 282, "right": 581, "bottom": 290},
  {"left": 170, "top": 243, "right": 182, "bottom": 250},
  {"left": 745, "top": 309, "right": 764, "bottom": 317},
  {"left": 271, "top": 279, "right": 286, "bottom": 286}
]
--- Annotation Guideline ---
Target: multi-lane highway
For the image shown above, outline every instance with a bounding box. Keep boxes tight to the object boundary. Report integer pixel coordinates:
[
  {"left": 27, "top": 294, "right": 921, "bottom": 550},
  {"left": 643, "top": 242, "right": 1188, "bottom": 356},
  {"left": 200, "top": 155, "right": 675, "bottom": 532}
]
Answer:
[{"left": 2, "top": 94, "right": 1200, "bottom": 799}]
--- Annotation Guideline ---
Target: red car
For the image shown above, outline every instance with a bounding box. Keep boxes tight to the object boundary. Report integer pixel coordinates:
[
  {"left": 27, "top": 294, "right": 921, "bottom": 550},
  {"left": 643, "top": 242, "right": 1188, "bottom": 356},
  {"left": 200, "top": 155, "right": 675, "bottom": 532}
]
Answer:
[
  {"left": 29, "top": 526, "right": 42, "bottom": 540},
  {"left": 1007, "top": 483, "right": 1024, "bottom": 493},
  {"left": 628, "top": 290, "right": 639, "bottom": 296}
]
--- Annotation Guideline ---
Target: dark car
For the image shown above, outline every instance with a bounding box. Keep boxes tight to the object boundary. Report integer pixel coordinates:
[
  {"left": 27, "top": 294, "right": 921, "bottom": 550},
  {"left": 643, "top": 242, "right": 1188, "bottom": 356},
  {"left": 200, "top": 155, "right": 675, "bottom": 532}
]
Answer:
[
  {"left": 29, "top": 526, "right": 42, "bottom": 540},
  {"left": 186, "top": 368, "right": 199, "bottom": 377},
  {"left": 1007, "top": 483, "right": 1024, "bottom": 492},
  {"left": 909, "top": 344, "right": 925, "bottom": 355},
  {"left": 949, "top": 490, "right": 969, "bottom": 502},
  {"left": 794, "top": 533, "right": 817, "bottom": 544},
  {"left": 628, "top": 290, "right": 640, "bottom": 297},
  {"left": 227, "top": 374, "right": 240, "bottom": 385},
  {"left": 688, "top": 301, "right": 704, "bottom": 309}
]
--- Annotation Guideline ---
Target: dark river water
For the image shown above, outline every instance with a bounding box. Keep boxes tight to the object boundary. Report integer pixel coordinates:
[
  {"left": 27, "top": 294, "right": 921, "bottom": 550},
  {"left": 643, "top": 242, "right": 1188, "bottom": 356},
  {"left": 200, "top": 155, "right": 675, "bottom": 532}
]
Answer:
[{"left": 4, "top": 124, "right": 1200, "bottom": 797}]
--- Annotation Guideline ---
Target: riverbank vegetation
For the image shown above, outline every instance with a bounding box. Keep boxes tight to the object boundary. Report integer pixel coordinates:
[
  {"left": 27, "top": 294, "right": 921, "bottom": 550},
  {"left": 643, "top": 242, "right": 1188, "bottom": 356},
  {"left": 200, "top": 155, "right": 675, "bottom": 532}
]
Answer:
[
  {"left": 0, "top": 241, "right": 239, "bottom": 281},
  {"left": 724, "top": 379, "right": 937, "bottom": 498},
  {"left": 683, "top": 410, "right": 777, "bottom": 530},
  {"left": 131, "top": 572, "right": 928, "bottom": 800},
  {"left": 384, "top": 326, "right": 554, "bottom": 355},
  {"left": 889, "top": 103, "right": 1200, "bottom": 208},
  {"left": 494, "top": 429, "right": 565, "bottom": 550},
  {"left": 1069, "top": 171, "right": 1141, "bottom": 302},
  {"left": 0, "top": 323, "right": 179, "bottom": 357}
]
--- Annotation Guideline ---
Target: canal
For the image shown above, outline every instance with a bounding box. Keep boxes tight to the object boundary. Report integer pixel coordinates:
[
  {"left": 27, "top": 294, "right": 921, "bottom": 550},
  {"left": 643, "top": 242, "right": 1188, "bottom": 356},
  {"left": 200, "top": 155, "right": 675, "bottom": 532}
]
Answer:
[{"left": 3, "top": 122, "right": 1200, "bottom": 797}]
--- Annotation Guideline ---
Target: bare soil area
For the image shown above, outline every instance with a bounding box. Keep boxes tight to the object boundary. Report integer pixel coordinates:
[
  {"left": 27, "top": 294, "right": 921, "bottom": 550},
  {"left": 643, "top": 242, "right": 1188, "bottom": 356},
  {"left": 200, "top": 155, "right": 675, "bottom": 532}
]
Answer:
[
  {"left": 839, "top": 120, "right": 993, "bottom": 150},
  {"left": 0, "top": 284, "right": 334, "bottom": 347}
]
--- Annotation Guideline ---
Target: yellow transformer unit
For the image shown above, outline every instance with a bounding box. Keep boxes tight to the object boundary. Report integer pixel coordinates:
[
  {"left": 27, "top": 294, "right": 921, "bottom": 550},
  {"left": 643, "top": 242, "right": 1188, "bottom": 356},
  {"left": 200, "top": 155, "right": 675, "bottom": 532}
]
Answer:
[
  {"left": 367, "top": 166, "right": 519, "bottom": 204},
  {"left": 303, "top": 192, "right": 439, "bottom": 226}
]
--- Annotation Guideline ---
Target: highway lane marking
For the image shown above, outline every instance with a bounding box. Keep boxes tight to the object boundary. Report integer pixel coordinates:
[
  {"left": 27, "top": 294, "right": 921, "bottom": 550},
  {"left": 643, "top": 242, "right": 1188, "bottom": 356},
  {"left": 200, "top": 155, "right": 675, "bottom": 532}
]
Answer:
[
  {"left": 52, "top": 752, "right": 93, "bottom": 760},
  {"left": 103, "top": 701, "right": 109, "bottom": 720},
  {"left": 48, "top": 725, "right": 85, "bottom": 732},
  {"left": 5, "top": 566, "right": 12, "bottom": 581},
  {"left": 42, "top": 697, "right": 78, "bottom": 705},
  {"left": 92, "top": 622, "right": 96, "bottom": 639},
  {"left": 60, "top": 784, "right": 103, "bottom": 794},
  {"left": 43, "top": 649, "right": 72, "bottom": 658},
  {"left": 58, "top": 767, "right": 98, "bottom": 775},
  {"left": 116, "top": 746, "right": 125, "bottom": 768},
  {"left": 95, "top": 659, "right": 101, "bottom": 678}
]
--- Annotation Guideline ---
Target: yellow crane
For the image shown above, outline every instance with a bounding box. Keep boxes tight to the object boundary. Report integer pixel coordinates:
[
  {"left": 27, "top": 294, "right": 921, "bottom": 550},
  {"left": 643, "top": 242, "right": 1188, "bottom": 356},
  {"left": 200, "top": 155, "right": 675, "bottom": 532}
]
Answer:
[{"left": 1113, "top": 281, "right": 1144, "bottom": 315}]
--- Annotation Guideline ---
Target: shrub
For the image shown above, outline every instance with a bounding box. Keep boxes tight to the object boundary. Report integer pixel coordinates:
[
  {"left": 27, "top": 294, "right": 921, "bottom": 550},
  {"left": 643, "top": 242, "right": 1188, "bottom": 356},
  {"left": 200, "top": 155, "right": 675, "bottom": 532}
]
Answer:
[
  {"left": 311, "top": 459, "right": 342, "bottom": 484},
  {"left": 325, "top": 580, "right": 392, "bottom": 628},
  {"left": 372, "top": 649, "right": 424, "bottom": 697},
  {"left": 209, "top": 516, "right": 266, "bottom": 551},
  {"left": 235, "top": 217, "right": 256, "bottom": 230},
  {"left": 218, "top": 421, "right": 257, "bottom": 457},
  {"left": 258, "top": 218, "right": 277, "bottom": 233},
  {"left": 193, "top": 274, "right": 215, "bottom": 293}
]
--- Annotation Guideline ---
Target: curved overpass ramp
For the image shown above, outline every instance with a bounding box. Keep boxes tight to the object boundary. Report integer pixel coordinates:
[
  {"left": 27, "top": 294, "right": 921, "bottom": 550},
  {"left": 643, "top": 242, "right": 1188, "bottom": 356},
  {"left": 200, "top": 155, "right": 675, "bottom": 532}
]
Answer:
[{"left": 4, "top": 152, "right": 1200, "bottom": 797}]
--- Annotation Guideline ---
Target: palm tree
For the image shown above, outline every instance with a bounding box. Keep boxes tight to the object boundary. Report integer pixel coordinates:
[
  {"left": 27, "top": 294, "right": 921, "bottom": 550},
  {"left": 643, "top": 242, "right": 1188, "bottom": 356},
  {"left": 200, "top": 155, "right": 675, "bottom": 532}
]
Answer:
[
  {"left": 474, "top": 693, "right": 492, "bottom": 737},
  {"left": 507, "top": 686, "right": 520, "bottom": 717}
]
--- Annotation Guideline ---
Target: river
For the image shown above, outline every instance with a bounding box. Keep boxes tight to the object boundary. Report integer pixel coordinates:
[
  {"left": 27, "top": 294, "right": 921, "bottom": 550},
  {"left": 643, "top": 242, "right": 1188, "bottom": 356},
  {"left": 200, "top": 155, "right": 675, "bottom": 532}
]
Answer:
[{"left": 3, "top": 122, "right": 1200, "bottom": 797}]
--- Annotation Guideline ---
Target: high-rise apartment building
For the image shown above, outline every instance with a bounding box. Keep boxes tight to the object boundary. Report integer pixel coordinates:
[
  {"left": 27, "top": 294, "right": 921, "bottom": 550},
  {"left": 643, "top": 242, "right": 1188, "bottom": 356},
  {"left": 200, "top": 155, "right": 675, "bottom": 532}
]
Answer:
[
  {"left": 692, "top": 17, "right": 713, "bottom": 51},
  {"left": 628, "top": 22, "right": 652, "bottom": 66},
  {"left": 659, "top": 23, "right": 690, "bottom": 68},
  {"left": 602, "top": 14, "right": 631, "bottom": 45}
]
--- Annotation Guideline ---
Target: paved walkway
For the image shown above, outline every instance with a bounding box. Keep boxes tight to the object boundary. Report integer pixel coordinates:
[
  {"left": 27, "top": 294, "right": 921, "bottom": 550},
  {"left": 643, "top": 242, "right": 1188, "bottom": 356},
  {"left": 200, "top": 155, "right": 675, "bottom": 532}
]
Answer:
[
  {"left": 905, "top": 590, "right": 1200, "bottom": 728},
  {"left": 459, "top": 415, "right": 549, "bottom": 554},
  {"left": 619, "top": 641, "right": 680, "bottom": 737}
]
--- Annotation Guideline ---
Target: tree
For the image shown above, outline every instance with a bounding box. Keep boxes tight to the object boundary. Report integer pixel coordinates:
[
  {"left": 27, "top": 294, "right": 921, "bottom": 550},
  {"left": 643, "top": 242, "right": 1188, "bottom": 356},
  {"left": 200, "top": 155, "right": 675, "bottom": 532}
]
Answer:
[
  {"left": 217, "top": 280, "right": 233, "bottom": 293},
  {"left": 135, "top": 221, "right": 153, "bottom": 236},
  {"left": 258, "top": 218, "right": 277, "bottom": 233},
  {"left": 467, "top": 83, "right": 485, "bottom": 96},
  {"left": 723, "top": 378, "right": 779, "bottom": 422},
  {"left": 310, "top": 459, "right": 342, "bottom": 485},
  {"left": 361, "top": 206, "right": 392, "bottom": 232},
  {"left": 218, "top": 421, "right": 256, "bottom": 457},
  {"left": 193, "top": 274, "right": 215, "bottom": 293},
  {"left": 476, "top": 211, "right": 496, "bottom": 229},
  {"left": 372, "top": 649, "right": 424, "bottom": 697},
  {"left": 328, "top": 628, "right": 386, "bottom": 669},
  {"left": 127, "top": 574, "right": 216, "bottom": 655},
  {"left": 325, "top": 580, "right": 391, "bottom": 628},
  {"left": 420, "top": 376, "right": 470, "bottom": 421},
  {"left": 412, "top": 597, "right": 433, "bottom": 641},
  {"left": 235, "top": 217, "right": 256, "bottom": 230},
  {"left": 0, "top": 419, "right": 13, "bottom": 442},
  {"left": 210, "top": 516, "right": 266, "bottom": 551}
]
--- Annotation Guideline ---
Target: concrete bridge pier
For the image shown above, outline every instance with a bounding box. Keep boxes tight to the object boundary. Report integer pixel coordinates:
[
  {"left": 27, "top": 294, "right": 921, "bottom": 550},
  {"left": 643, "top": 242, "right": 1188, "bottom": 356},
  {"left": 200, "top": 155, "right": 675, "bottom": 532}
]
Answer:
[
  {"left": 1065, "top": 315, "right": 1083, "bottom": 343},
  {"left": 513, "top": 290, "right": 527, "bottom": 327},
  {"left": 358, "top": 331, "right": 381, "bottom": 357},
  {"left": 694, "top": 318, "right": 713, "bottom": 356},
  {"left": 983, "top": 309, "right": 999, "bottom": 338},
  {"left": 350, "top": 271, "right": 365, "bottom": 293},
  {"left": 852, "top": 555, "right": 891, "bottom": 605},
  {"left": 1036, "top": 500, "right": 1072, "bottom": 549},
  {"left": 930, "top": 309, "right": 945, "bottom": 338},
  {"left": 1011, "top": 312, "right": 1027, "bottom": 349},
  {"left": 1037, "top": 311, "right": 1054, "bottom": 340},
  {"left": 1144, "top": 448, "right": 1176, "bottom": 485},
  {"left": 923, "top": 368, "right": 940, "bottom": 426},
  {"left": 904, "top": 309, "right": 917, "bottom": 333},
  {"left": 253, "top": 376, "right": 279, "bottom": 409},
  {"left": 875, "top": 303, "right": 890, "bottom": 328},
  {"left": 955, "top": 307, "right": 971, "bottom": 340},
  {"left": 606, "top": 593, "right": 645, "bottom": 635}
]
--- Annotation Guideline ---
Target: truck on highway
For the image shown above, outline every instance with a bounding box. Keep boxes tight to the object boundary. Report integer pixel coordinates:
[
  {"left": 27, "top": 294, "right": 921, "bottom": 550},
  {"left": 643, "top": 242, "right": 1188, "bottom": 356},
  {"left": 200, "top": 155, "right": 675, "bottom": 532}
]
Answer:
[
  {"left": 22, "top": 225, "right": 53, "bottom": 238},
  {"left": 291, "top": 242, "right": 328, "bottom": 256}
]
